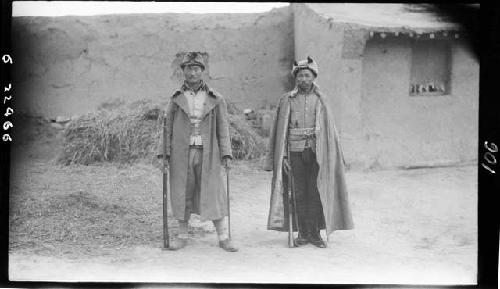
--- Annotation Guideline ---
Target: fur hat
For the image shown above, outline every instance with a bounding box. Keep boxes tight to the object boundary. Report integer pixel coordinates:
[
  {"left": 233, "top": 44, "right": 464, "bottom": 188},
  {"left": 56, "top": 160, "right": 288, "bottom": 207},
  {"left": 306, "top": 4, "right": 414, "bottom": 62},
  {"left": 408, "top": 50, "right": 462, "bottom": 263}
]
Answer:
[
  {"left": 180, "top": 52, "right": 206, "bottom": 70},
  {"left": 291, "top": 56, "right": 318, "bottom": 77}
]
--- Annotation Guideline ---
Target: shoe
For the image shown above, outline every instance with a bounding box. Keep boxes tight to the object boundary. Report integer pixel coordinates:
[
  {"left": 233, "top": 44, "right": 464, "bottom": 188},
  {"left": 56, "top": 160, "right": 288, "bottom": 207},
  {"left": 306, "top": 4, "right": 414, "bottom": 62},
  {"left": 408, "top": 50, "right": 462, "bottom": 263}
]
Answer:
[
  {"left": 309, "top": 233, "right": 327, "bottom": 248},
  {"left": 219, "top": 239, "right": 239, "bottom": 252},
  {"left": 295, "top": 232, "right": 309, "bottom": 246},
  {"left": 168, "top": 238, "right": 188, "bottom": 250},
  {"left": 310, "top": 239, "right": 327, "bottom": 248}
]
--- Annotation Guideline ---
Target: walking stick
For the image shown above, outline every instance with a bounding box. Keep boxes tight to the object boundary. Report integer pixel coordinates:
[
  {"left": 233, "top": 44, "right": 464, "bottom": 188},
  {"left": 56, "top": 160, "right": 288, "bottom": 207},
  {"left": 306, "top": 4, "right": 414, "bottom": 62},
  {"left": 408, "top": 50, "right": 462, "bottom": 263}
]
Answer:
[
  {"left": 225, "top": 163, "right": 231, "bottom": 240},
  {"left": 162, "top": 116, "right": 170, "bottom": 249}
]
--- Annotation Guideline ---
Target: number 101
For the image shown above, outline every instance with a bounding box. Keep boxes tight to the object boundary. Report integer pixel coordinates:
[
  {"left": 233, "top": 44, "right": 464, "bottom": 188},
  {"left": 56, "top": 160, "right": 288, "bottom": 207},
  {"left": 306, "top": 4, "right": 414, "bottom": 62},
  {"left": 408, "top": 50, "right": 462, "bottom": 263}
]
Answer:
[{"left": 481, "top": 141, "right": 497, "bottom": 174}]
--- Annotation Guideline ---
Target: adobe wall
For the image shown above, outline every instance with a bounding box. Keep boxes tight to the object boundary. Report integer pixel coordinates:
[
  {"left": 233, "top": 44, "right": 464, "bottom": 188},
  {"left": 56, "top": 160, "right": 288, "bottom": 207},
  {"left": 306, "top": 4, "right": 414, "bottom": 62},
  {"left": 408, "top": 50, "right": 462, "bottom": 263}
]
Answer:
[
  {"left": 293, "top": 4, "right": 368, "bottom": 169},
  {"left": 293, "top": 4, "right": 479, "bottom": 169},
  {"left": 11, "top": 7, "right": 294, "bottom": 118},
  {"left": 12, "top": 3, "right": 478, "bottom": 169},
  {"left": 360, "top": 37, "right": 478, "bottom": 169}
]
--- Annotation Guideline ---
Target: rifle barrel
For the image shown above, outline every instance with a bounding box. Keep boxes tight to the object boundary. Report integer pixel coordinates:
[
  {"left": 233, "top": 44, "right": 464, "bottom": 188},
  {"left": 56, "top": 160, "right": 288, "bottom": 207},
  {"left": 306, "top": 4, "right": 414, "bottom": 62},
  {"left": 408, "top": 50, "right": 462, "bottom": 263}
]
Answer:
[
  {"left": 286, "top": 143, "right": 295, "bottom": 248},
  {"left": 162, "top": 116, "right": 169, "bottom": 249}
]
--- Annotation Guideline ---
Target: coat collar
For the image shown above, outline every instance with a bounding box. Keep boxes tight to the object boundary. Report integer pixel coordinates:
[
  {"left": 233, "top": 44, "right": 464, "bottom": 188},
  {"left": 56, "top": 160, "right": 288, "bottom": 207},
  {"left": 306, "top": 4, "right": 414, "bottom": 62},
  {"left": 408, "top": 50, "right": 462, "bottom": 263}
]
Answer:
[
  {"left": 171, "top": 82, "right": 221, "bottom": 119},
  {"left": 173, "top": 81, "right": 219, "bottom": 98},
  {"left": 289, "top": 82, "right": 320, "bottom": 98}
]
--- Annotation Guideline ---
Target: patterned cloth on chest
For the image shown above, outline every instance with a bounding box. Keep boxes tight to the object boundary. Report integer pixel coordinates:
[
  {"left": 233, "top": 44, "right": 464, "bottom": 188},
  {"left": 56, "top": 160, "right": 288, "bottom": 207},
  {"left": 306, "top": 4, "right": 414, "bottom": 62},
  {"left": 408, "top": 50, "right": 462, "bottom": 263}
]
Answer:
[
  {"left": 183, "top": 82, "right": 207, "bottom": 146},
  {"left": 288, "top": 91, "right": 318, "bottom": 152}
]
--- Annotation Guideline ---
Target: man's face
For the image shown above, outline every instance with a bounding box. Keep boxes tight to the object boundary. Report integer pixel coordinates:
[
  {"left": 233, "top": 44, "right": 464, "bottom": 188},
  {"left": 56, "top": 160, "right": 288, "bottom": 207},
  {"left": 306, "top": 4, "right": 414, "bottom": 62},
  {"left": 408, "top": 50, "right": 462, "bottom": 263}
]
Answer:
[
  {"left": 295, "top": 69, "right": 315, "bottom": 90},
  {"left": 183, "top": 65, "right": 203, "bottom": 84}
]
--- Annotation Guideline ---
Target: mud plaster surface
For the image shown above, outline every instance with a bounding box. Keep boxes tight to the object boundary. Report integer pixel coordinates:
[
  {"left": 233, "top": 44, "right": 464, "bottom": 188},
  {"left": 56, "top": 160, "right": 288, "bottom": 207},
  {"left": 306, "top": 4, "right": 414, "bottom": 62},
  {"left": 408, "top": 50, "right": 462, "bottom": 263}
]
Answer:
[
  {"left": 293, "top": 4, "right": 478, "bottom": 170},
  {"left": 11, "top": 5, "right": 478, "bottom": 170},
  {"left": 12, "top": 8, "right": 294, "bottom": 117}
]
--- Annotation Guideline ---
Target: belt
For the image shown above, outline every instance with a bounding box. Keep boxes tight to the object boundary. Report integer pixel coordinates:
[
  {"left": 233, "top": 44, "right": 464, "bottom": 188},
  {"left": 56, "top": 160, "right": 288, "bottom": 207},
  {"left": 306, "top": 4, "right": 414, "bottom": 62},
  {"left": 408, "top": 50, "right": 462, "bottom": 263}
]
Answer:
[
  {"left": 189, "top": 145, "right": 203, "bottom": 149},
  {"left": 289, "top": 127, "right": 316, "bottom": 141}
]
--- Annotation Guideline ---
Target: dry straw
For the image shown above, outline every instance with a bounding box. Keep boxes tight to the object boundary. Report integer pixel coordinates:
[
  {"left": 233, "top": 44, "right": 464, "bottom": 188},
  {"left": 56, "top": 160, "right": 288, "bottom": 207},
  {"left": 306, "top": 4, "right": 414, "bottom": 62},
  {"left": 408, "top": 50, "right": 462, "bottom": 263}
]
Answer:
[{"left": 57, "top": 99, "right": 266, "bottom": 165}]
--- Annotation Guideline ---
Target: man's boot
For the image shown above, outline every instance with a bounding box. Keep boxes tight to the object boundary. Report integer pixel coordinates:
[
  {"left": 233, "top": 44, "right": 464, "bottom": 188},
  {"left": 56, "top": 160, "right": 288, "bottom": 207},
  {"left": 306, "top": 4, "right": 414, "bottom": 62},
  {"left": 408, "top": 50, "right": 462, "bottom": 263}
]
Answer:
[
  {"left": 295, "top": 231, "right": 309, "bottom": 246},
  {"left": 294, "top": 217, "right": 309, "bottom": 246},
  {"left": 213, "top": 218, "right": 238, "bottom": 252},
  {"left": 169, "top": 220, "right": 189, "bottom": 250},
  {"left": 219, "top": 238, "right": 239, "bottom": 252},
  {"left": 168, "top": 237, "right": 188, "bottom": 250},
  {"left": 307, "top": 217, "right": 327, "bottom": 248},
  {"left": 309, "top": 230, "right": 327, "bottom": 248}
]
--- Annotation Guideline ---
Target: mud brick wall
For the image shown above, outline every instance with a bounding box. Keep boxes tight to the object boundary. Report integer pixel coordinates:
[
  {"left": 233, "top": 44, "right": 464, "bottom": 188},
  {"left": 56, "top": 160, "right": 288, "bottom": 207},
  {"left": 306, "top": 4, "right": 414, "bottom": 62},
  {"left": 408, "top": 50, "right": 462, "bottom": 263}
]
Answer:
[
  {"left": 293, "top": 4, "right": 478, "bottom": 169},
  {"left": 10, "top": 4, "right": 479, "bottom": 169},
  {"left": 12, "top": 7, "right": 295, "bottom": 118}
]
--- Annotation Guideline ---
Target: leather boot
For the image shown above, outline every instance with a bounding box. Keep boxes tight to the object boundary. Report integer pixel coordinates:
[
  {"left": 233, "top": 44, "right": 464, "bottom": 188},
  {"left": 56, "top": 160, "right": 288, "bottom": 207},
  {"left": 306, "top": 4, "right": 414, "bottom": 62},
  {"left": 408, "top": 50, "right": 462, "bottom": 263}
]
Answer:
[
  {"left": 219, "top": 238, "right": 239, "bottom": 252},
  {"left": 168, "top": 238, "right": 188, "bottom": 250},
  {"left": 309, "top": 231, "right": 327, "bottom": 248},
  {"left": 295, "top": 231, "right": 309, "bottom": 246}
]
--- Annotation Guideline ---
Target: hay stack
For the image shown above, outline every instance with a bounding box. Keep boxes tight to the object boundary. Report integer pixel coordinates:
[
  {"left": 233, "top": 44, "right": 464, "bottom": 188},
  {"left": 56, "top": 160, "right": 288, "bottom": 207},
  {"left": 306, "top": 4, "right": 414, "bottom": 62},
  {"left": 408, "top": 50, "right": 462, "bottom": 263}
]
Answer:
[
  {"left": 226, "top": 102, "right": 267, "bottom": 160},
  {"left": 57, "top": 99, "right": 266, "bottom": 165},
  {"left": 57, "top": 100, "right": 161, "bottom": 165}
]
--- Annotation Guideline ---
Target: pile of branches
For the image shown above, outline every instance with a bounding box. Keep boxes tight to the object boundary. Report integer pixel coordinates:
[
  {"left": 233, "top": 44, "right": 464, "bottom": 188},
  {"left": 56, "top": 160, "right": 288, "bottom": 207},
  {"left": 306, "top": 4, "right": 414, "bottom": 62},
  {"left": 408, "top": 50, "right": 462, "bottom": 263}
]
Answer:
[{"left": 57, "top": 99, "right": 266, "bottom": 165}]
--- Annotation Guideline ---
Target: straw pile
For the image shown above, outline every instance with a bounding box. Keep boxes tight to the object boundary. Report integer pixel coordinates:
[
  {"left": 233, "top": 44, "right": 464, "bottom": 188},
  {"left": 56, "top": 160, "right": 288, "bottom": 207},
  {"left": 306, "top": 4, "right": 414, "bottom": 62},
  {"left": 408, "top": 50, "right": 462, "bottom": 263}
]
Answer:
[
  {"left": 57, "top": 99, "right": 161, "bottom": 165},
  {"left": 226, "top": 102, "right": 267, "bottom": 160},
  {"left": 57, "top": 99, "right": 266, "bottom": 165}
]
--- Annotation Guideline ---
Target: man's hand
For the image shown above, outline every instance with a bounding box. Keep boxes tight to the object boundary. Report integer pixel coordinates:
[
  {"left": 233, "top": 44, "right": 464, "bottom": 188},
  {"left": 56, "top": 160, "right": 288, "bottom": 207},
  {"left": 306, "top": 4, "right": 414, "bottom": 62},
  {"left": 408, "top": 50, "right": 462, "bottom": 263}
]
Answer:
[
  {"left": 223, "top": 156, "right": 232, "bottom": 170},
  {"left": 282, "top": 157, "right": 291, "bottom": 175},
  {"left": 154, "top": 155, "right": 170, "bottom": 171}
]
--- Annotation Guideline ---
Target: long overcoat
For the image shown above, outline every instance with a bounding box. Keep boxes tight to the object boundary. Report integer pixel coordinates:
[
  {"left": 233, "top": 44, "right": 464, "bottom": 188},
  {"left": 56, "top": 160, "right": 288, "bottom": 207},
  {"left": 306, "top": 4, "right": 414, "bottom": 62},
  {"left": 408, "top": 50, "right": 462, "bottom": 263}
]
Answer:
[
  {"left": 264, "top": 84, "right": 354, "bottom": 235},
  {"left": 158, "top": 83, "right": 232, "bottom": 221}
]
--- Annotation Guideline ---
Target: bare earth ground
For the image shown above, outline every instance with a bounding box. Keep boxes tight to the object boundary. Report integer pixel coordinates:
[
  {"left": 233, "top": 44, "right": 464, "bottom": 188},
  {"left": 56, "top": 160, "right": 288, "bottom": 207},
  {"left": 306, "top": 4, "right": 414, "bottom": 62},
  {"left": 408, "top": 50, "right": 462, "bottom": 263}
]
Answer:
[{"left": 9, "top": 142, "right": 477, "bottom": 284}]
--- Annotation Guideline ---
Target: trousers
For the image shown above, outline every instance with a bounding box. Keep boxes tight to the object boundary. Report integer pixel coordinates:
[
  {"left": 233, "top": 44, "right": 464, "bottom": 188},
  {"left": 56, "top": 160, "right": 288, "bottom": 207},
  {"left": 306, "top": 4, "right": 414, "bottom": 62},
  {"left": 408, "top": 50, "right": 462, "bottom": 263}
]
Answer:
[
  {"left": 289, "top": 147, "right": 326, "bottom": 236},
  {"left": 178, "top": 146, "right": 228, "bottom": 240}
]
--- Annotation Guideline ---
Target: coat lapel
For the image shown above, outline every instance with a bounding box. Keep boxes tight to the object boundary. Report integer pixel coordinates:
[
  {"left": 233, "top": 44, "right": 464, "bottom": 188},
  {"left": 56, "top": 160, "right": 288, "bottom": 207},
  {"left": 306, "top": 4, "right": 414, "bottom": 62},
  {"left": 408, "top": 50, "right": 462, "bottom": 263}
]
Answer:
[
  {"left": 200, "top": 94, "right": 218, "bottom": 120},
  {"left": 172, "top": 92, "right": 190, "bottom": 116},
  {"left": 172, "top": 83, "right": 220, "bottom": 120}
]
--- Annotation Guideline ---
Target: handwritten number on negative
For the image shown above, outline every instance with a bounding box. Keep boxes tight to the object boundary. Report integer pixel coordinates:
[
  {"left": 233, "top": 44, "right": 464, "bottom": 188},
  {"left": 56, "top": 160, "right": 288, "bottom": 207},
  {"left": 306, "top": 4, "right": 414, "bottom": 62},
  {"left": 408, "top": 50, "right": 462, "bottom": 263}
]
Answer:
[
  {"left": 2, "top": 57, "right": 13, "bottom": 142},
  {"left": 4, "top": 107, "right": 13, "bottom": 117},
  {"left": 481, "top": 141, "right": 497, "bottom": 174},
  {"left": 3, "top": 121, "right": 12, "bottom": 130},
  {"left": 2, "top": 55, "right": 13, "bottom": 64}
]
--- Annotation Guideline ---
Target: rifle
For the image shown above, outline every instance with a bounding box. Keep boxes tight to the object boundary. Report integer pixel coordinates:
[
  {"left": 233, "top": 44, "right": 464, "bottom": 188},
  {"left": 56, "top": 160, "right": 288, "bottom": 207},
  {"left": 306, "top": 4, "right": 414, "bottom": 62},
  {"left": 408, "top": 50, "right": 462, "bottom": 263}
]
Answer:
[
  {"left": 162, "top": 116, "right": 170, "bottom": 249},
  {"left": 286, "top": 143, "right": 298, "bottom": 248}
]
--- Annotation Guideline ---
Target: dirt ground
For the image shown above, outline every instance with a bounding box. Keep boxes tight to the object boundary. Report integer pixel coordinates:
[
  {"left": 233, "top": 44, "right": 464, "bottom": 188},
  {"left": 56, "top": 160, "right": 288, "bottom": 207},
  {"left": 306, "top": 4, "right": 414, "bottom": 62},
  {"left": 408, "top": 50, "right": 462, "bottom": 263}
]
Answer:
[{"left": 8, "top": 139, "right": 477, "bottom": 285}]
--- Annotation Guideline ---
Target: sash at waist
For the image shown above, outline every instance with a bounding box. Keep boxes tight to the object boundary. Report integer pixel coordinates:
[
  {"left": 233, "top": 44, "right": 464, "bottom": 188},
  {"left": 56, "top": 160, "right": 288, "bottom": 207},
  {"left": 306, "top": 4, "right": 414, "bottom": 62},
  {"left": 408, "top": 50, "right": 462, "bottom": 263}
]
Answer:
[{"left": 289, "top": 127, "right": 315, "bottom": 141}]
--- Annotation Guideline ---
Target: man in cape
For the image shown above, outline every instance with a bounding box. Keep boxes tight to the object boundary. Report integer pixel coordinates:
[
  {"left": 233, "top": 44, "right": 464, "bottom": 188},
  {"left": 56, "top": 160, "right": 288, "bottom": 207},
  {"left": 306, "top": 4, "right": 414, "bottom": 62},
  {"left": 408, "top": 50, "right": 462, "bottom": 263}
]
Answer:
[
  {"left": 156, "top": 51, "right": 238, "bottom": 252},
  {"left": 264, "top": 56, "right": 354, "bottom": 248}
]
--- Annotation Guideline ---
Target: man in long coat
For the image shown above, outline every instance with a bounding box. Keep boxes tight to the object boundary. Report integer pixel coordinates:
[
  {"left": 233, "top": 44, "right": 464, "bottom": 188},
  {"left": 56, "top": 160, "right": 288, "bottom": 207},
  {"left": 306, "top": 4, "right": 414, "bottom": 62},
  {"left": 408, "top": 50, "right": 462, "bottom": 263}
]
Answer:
[
  {"left": 264, "top": 56, "right": 354, "bottom": 248},
  {"left": 157, "top": 52, "right": 238, "bottom": 252}
]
